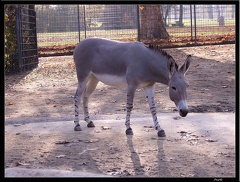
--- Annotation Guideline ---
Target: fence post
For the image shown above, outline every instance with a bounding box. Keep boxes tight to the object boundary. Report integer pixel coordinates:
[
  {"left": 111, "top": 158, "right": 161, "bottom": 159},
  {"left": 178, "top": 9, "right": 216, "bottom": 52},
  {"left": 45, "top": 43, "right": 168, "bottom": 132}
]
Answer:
[
  {"left": 190, "top": 5, "right": 193, "bottom": 41},
  {"left": 33, "top": 9, "right": 39, "bottom": 67},
  {"left": 77, "top": 5, "right": 80, "bottom": 42},
  {"left": 83, "top": 5, "right": 86, "bottom": 39},
  {"left": 194, "top": 5, "right": 197, "bottom": 44},
  {"left": 136, "top": 5, "right": 140, "bottom": 42},
  {"left": 16, "top": 6, "right": 23, "bottom": 69}
]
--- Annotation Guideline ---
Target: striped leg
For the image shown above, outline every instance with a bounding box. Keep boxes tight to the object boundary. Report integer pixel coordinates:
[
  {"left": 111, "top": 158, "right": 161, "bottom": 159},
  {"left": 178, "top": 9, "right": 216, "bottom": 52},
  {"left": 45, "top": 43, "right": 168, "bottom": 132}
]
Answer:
[
  {"left": 74, "top": 80, "right": 87, "bottom": 131},
  {"left": 82, "top": 75, "right": 99, "bottom": 127},
  {"left": 144, "top": 86, "right": 166, "bottom": 137},
  {"left": 125, "top": 85, "right": 136, "bottom": 135}
]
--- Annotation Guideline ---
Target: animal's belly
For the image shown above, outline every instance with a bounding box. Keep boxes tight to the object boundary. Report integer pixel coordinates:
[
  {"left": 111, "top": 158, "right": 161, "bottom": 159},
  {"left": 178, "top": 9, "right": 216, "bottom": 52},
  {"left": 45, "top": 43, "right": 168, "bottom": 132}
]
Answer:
[{"left": 92, "top": 73, "right": 127, "bottom": 88}]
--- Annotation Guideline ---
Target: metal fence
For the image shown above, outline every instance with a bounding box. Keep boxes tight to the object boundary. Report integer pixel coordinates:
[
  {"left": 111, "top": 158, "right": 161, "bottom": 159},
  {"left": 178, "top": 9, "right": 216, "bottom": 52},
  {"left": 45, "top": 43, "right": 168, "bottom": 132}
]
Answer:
[
  {"left": 36, "top": 5, "right": 138, "bottom": 47},
  {"left": 139, "top": 4, "right": 235, "bottom": 46},
  {"left": 36, "top": 4, "right": 235, "bottom": 55},
  {"left": 16, "top": 5, "right": 38, "bottom": 70}
]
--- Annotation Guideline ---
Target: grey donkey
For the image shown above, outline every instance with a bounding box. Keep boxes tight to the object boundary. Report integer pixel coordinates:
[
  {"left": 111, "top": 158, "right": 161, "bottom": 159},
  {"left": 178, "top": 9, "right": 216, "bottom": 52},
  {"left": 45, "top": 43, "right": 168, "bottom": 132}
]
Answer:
[{"left": 73, "top": 38, "right": 191, "bottom": 137}]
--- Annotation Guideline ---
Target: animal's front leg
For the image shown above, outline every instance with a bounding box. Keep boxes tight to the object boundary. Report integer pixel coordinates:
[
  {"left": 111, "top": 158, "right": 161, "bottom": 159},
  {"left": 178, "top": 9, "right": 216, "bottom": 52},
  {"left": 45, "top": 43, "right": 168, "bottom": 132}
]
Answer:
[
  {"left": 125, "top": 85, "right": 136, "bottom": 135},
  {"left": 144, "top": 86, "right": 166, "bottom": 137}
]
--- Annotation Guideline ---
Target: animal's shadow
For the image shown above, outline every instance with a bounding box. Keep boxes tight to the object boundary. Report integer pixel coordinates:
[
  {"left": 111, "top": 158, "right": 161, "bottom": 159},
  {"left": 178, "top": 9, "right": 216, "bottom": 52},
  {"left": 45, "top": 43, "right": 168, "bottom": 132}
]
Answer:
[
  {"left": 156, "top": 139, "right": 172, "bottom": 177},
  {"left": 126, "top": 136, "right": 171, "bottom": 177}
]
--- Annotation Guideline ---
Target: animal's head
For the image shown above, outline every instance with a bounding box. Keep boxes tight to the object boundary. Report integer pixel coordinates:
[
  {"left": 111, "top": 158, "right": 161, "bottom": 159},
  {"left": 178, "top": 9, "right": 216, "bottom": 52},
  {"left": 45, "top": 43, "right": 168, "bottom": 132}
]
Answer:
[{"left": 167, "top": 55, "right": 191, "bottom": 117}]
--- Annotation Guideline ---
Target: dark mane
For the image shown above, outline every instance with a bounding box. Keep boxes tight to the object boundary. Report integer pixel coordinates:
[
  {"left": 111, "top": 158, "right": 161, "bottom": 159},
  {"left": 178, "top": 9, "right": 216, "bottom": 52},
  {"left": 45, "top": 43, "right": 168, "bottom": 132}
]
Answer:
[
  {"left": 147, "top": 44, "right": 178, "bottom": 70},
  {"left": 148, "top": 45, "right": 172, "bottom": 59}
]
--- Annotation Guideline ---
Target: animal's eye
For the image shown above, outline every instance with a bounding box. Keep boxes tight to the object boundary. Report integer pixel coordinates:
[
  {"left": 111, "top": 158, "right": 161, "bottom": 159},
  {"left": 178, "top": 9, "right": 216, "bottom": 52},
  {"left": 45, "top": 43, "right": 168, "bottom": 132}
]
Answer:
[{"left": 172, "top": 86, "right": 176, "bottom": 90}]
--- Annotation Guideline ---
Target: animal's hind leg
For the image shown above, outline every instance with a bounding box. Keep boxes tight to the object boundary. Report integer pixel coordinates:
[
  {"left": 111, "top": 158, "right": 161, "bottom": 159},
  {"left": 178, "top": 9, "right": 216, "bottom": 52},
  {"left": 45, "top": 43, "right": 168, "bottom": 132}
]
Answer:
[
  {"left": 82, "top": 75, "right": 99, "bottom": 127},
  {"left": 74, "top": 80, "right": 88, "bottom": 131}
]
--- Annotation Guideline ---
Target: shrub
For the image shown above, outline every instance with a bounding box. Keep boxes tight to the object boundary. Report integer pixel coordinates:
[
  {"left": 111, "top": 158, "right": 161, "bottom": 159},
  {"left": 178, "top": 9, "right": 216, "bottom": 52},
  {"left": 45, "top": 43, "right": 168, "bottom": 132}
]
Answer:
[{"left": 4, "top": 5, "right": 19, "bottom": 74}]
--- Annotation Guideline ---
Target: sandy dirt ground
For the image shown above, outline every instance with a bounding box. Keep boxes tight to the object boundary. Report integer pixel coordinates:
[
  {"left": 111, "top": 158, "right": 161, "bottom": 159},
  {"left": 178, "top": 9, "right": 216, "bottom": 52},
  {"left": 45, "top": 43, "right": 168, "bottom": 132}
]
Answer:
[{"left": 5, "top": 44, "right": 236, "bottom": 177}]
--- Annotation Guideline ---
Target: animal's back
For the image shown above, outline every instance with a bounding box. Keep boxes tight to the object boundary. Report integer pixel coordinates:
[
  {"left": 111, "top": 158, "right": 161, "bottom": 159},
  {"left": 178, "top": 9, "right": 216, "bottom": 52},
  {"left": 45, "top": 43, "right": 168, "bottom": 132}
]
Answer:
[{"left": 73, "top": 38, "right": 148, "bottom": 76}]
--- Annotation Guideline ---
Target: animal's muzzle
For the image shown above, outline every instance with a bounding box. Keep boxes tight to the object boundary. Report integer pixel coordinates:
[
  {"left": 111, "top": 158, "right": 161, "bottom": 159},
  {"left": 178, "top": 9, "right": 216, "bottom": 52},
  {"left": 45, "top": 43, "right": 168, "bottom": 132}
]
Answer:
[
  {"left": 179, "top": 108, "right": 188, "bottom": 117},
  {"left": 178, "top": 100, "right": 188, "bottom": 117}
]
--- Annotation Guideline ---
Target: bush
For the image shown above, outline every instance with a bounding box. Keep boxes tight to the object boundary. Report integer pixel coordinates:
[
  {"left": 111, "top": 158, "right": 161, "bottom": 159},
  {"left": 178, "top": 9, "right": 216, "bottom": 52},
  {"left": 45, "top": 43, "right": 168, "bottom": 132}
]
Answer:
[{"left": 4, "top": 5, "right": 19, "bottom": 74}]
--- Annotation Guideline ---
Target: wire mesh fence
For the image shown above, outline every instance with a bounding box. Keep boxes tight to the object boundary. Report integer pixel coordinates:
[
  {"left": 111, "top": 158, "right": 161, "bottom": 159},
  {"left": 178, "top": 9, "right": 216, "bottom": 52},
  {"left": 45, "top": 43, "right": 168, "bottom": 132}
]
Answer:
[
  {"left": 140, "top": 5, "right": 235, "bottom": 46},
  {"left": 36, "top": 5, "right": 138, "bottom": 48},
  {"left": 35, "top": 4, "right": 235, "bottom": 56}
]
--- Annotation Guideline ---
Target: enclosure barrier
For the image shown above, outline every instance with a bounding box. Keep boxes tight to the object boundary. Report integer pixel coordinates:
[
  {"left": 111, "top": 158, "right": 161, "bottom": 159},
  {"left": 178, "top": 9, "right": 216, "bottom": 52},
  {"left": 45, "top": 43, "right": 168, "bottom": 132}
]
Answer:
[
  {"left": 16, "top": 5, "right": 38, "bottom": 70},
  {"left": 35, "top": 5, "right": 235, "bottom": 56}
]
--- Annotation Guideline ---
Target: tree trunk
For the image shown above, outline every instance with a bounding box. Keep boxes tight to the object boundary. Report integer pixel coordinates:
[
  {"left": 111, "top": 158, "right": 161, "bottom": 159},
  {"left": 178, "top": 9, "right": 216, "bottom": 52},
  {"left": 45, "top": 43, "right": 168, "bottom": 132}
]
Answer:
[
  {"left": 216, "top": 5, "right": 221, "bottom": 19},
  {"left": 163, "top": 5, "right": 171, "bottom": 27},
  {"left": 231, "top": 5, "right": 235, "bottom": 18},
  {"left": 208, "top": 5, "right": 213, "bottom": 19},
  {"left": 178, "top": 5, "right": 183, "bottom": 27},
  {"left": 140, "top": 5, "right": 169, "bottom": 40}
]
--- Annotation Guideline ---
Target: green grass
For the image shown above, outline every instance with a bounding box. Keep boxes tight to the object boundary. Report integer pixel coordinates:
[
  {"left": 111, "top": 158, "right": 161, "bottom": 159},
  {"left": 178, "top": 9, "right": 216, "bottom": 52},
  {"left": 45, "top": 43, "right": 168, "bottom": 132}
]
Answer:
[
  {"left": 37, "top": 22, "right": 235, "bottom": 47},
  {"left": 168, "top": 18, "right": 235, "bottom": 27},
  {"left": 37, "top": 29, "right": 138, "bottom": 46},
  {"left": 37, "top": 31, "right": 79, "bottom": 38}
]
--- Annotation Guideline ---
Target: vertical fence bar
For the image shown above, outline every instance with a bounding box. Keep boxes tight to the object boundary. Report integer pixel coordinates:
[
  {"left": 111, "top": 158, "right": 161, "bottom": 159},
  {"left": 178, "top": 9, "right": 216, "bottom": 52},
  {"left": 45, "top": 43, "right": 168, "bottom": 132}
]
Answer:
[
  {"left": 194, "top": 5, "right": 197, "bottom": 44},
  {"left": 33, "top": 9, "right": 39, "bottom": 66},
  {"left": 16, "top": 7, "right": 23, "bottom": 69},
  {"left": 83, "top": 5, "right": 86, "bottom": 39},
  {"left": 77, "top": 5, "right": 80, "bottom": 42},
  {"left": 190, "top": 5, "right": 193, "bottom": 41},
  {"left": 136, "top": 5, "right": 140, "bottom": 42}
]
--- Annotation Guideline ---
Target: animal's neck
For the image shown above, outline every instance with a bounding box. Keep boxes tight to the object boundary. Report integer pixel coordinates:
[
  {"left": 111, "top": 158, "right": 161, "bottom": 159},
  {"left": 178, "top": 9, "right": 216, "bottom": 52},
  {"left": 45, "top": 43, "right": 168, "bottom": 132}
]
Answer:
[
  {"left": 149, "top": 56, "right": 170, "bottom": 86},
  {"left": 157, "top": 71, "right": 170, "bottom": 86},
  {"left": 161, "top": 74, "right": 170, "bottom": 85}
]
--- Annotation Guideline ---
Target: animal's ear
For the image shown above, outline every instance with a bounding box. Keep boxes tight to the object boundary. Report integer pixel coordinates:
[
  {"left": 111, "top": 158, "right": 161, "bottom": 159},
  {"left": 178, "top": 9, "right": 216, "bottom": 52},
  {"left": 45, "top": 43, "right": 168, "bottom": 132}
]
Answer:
[
  {"left": 168, "top": 57, "right": 177, "bottom": 75},
  {"left": 179, "top": 55, "right": 191, "bottom": 75}
]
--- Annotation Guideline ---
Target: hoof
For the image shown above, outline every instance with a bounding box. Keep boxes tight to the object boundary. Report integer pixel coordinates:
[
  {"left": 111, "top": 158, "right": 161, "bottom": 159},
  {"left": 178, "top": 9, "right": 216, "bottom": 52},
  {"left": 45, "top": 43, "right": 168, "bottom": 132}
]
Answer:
[
  {"left": 87, "top": 121, "right": 95, "bottom": 127},
  {"left": 74, "top": 124, "right": 82, "bottom": 131},
  {"left": 158, "top": 130, "right": 166, "bottom": 137},
  {"left": 126, "top": 128, "right": 133, "bottom": 135}
]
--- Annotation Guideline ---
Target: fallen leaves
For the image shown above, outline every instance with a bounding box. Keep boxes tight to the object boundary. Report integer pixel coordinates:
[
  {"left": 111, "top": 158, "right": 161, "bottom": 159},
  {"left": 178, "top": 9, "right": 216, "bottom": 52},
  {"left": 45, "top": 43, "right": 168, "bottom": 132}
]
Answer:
[
  {"left": 101, "top": 126, "right": 111, "bottom": 130},
  {"left": 178, "top": 131, "right": 199, "bottom": 145},
  {"left": 54, "top": 140, "right": 70, "bottom": 144},
  {"left": 13, "top": 124, "right": 22, "bottom": 127},
  {"left": 16, "top": 162, "right": 30, "bottom": 166},
  {"left": 143, "top": 125, "right": 154, "bottom": 132},
  {"left": 143, "top": 125, "right": 154, "bottom": 128},
  {"left": 173, "top": 116, "right": 181, "bottom": 120},
  {"left": 54, "top": 138, "right": 101, "bottom": 145},
  {"left": 38, "top": 44, "right": 76, "bottom": 56},
  {"left": 56, "top": 154, "right": 66, "bottom": 158},
  {"left": 205, "top": 139, "right": 218, "bottom": 142},
  {"left": 84, "top": 139, "right": 100, "bottom": 143},
  {"left": 142, "top": 32, "right": 235, "bottom": 49},
  {"left": 16, "top": 56, "right": 76, "bottom": 87},
  {"left": 177, "top": 130, "right": 219, "bottom": 145},
  {"left": 180, "top": 173, "right": 195, "bottom": 177}
]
